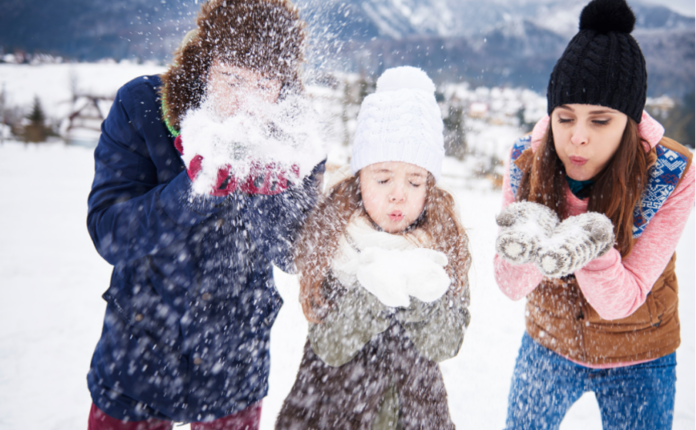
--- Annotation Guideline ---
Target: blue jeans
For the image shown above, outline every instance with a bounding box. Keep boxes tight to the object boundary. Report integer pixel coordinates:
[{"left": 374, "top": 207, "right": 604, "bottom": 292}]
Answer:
[{"left": 505, "top": 333, "right": 676, "bottom": 430}]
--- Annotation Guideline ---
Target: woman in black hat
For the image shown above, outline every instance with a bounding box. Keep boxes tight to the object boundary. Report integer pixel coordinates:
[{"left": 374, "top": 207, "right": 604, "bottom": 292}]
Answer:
[{"left": 493, "top": 0, "right": 694, "bottom": 428}]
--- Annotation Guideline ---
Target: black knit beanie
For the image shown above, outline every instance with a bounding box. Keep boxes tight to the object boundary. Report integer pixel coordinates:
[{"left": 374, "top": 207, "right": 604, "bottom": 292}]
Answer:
[{"left": 547, "top": 0, "right": 647, "bottom": 123}]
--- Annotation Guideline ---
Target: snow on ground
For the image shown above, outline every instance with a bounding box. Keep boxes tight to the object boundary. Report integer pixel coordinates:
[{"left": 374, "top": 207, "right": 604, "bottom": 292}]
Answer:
[{"left": 0, "top": 141, "right": 693, "bottom": 429}]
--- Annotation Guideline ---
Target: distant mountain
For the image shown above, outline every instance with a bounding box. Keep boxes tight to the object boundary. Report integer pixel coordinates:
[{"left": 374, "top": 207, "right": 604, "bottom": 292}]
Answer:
[
  {"left": 1, "top": 0, "right": 693, "bottom": 96},
  {"left": 312, "top": 0, "right": 694, "bottom": 96},
  {"left": 633, "top": 28, "right": 695, "bottom": 97},
  {"left": 334, "top": 20, "right": 568, "bottom": 92},
  {"left": 310, "top": 0, "right": 694, "bottom": 40},
  {"left": 0, "top": 0, "right": 198, "bottom": 60}
]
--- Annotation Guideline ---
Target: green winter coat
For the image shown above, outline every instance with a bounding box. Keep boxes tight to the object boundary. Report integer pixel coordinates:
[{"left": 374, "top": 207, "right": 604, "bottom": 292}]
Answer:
[{"left": 276, "top": 272, "right": 470, "bottom": 430}]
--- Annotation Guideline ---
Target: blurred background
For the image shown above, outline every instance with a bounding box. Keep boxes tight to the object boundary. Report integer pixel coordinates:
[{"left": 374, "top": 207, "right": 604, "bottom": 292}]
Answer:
[
  {"left": 0, "top": 0, "right": 693, "bottom": 175},
  {"left": 0, "top": 1, "right": 693, "bottom": 429}
]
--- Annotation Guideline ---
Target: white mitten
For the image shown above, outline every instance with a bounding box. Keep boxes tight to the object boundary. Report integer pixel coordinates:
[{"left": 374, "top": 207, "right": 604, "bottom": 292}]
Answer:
[
  {"left": 495, "top": 202, "right": 560, "bottom": 265},
  {"left": 356, "top": 248, "right": 450, "bottom": 307},
  {"left": 402, "top": 248, "right": 450, "bottom": 303},
  {"left": 536, "top": 212, "right": 615, "bottom": 278}
]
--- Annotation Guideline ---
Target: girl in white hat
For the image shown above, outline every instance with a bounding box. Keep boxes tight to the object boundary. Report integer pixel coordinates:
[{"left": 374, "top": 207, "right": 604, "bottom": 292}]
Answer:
[{"left": 275, "top": 66, "right": 471, "bottom": 430}]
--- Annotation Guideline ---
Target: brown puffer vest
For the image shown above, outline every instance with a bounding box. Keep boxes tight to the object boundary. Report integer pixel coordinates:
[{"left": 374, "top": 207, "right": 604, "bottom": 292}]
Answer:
[{"left": 520, "top": 137, "right": 692, "bottom": 365}]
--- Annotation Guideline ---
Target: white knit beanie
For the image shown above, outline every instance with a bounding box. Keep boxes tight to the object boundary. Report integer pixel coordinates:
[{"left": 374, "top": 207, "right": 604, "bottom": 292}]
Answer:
[{"left": 350, "top": 66, "right": 445, "bottom": 182}]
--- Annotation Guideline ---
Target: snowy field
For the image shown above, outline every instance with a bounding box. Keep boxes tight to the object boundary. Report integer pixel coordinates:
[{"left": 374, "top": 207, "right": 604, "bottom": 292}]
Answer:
[
  {"left": 0, "top": 63, "right": 167, "bottom": 120},
  {"left": 0, "top": 140, "right": 693, "bottom": 429}
]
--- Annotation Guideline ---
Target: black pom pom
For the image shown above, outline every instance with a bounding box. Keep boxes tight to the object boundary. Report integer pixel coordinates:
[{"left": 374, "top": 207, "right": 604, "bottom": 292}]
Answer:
[{"left": 579, "top": 0, "right": 636, "bottom": 34}]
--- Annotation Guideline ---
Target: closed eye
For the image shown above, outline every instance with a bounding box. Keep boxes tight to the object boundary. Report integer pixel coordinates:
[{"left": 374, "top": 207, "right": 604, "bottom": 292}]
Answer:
[{"left": 225, "top": 77, "right": 243, "bottom": 87}]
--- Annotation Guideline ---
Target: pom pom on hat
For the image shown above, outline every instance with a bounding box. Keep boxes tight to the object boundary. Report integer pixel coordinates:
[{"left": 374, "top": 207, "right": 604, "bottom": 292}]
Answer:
[
  {"left": 579, "top": 0, "right": 636, "bottom": 34},
  {"left": 376, "top": 66, "right": 436, "bottom": 94}
]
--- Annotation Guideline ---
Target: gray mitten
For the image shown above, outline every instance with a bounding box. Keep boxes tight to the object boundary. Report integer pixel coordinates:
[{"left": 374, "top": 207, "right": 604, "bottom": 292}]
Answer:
[
  {"left": 536, "top": 212, "right": 615, "bottom": 278},
  {"left": 495, "top": 202, "right": 560, "bottom": 265}
]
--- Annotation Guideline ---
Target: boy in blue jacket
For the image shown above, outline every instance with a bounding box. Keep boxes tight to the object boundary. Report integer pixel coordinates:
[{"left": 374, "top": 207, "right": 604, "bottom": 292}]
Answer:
[{"left": 85, "top": 1, "right": 324, "bottom": 428}]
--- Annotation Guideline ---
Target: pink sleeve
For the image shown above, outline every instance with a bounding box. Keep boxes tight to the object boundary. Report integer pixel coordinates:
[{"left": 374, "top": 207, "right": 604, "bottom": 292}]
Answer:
[
  {"left": 493, "top": 147, "right": 544, "bottom": 301},
  {"left": 575, "top": 164, "right": 695, "bottom": 320}
]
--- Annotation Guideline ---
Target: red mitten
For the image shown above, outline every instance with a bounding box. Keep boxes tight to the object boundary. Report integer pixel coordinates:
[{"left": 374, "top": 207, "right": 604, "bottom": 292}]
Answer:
[
  {"left": 174, "top": 135, "right": 238, "bottom": 197},
  {"left": 239, "top": 161, "right": 300, "bottom": 195},
  {"left": 210, "top": 165, "right": 239, "bottom": 197}
]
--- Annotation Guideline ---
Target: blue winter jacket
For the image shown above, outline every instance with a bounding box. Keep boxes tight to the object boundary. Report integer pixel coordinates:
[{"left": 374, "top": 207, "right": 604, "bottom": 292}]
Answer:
[{"left": 86, "top": 75, "right": 325, "bottom": 422}]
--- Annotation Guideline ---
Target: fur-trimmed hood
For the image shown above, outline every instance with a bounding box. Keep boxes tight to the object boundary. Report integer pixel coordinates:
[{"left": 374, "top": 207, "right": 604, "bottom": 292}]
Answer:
[{"left": 160, "top": 0, "right": 305, "bottom": 131}]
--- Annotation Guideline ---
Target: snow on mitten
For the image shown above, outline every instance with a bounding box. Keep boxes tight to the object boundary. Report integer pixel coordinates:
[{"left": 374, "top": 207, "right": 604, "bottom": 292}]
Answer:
[
  {"left": 536, "top": 212, "right": 615, "bottom": 278},
  {"left": 495, "top": 202, "right": 560, "bottom": 265},
  {"left": 174, "top": 135, "right": 238, "bottom": 197},
  {"left": 239, "top": 161, "right": 300, "bottom": 196}
]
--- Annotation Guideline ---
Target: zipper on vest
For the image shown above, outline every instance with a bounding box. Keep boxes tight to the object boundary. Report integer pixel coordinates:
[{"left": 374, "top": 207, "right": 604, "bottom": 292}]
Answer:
[
  {"left": 578, "top": 306, "right": 588, "bottom": 361},
  {"left": 567, "top": 276, "right": 589, "bottom": 363}
]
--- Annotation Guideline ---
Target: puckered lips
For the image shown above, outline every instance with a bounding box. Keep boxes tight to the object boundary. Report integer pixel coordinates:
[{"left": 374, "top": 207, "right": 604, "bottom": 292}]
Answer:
[
  {"left": 388, "top": 210, "right": 404, "bottom": 222},
  {"left": 568, "top": 155, "right": 588, "bottom": 166}
]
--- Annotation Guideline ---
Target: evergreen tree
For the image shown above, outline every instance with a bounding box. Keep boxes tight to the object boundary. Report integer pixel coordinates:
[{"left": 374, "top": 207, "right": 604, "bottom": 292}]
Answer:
[
  {"left": 443, "top": 104, "right": 467, "bottom": 159},
  {"left": 662, "top": 92, "right": 696, "bottom": 148},
  {"left": 516, "top": 106, "right": 535, "bottom": 134},
  {"left": 24, "top": 96, "right": 48, "bottom": 143},
  {"left": 357, "top": 72, "right": 375, "bottom": 105},
  {"left": 0, "top": 82, "right": 5, "bottom": 142}
]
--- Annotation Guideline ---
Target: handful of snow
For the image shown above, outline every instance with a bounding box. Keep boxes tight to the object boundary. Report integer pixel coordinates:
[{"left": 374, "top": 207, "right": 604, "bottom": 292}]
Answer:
[
  {"left": 356, "top": 247, "right": 451, "bottom": 308},
  {"left": 495, "top": 201, "right": 615, "bottom": 278},
  {"left": 179, "top": 95, "right": 326, "bottom": 196}
]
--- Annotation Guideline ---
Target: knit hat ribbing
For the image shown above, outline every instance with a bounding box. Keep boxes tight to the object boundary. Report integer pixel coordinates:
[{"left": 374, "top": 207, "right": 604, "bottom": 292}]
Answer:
[
  {"left": 350, "top": 67, "right": 445, "bottom": 181},
  {"left": 547, "top": 0, "right": 647, "bottom": 123}
]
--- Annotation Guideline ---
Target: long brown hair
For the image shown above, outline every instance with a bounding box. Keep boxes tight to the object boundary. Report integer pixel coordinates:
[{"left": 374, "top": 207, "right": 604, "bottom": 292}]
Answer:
[
  {"left": 160, "top": 0, "right": 305, "bottom": 130},
  {"left": 296, "top": 175, "right": 471, "bottom": 323},
  {"left": 518, "top": 118, "right": 656, "bottom": 257}
]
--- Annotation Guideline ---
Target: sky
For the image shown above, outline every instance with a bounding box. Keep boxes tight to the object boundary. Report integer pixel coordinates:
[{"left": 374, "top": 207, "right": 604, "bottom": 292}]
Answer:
[
  {"left": 498, "top": 0, "right": 695, "bottom": 17},
  {"left": 645, "top": 0, "right": 695, "bottom": 16}
]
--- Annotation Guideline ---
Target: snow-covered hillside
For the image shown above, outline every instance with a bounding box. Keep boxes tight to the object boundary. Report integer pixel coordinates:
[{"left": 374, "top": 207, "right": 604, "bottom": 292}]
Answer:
[{"left": 0, "top": 141, "right": 693, "bottom": 430}]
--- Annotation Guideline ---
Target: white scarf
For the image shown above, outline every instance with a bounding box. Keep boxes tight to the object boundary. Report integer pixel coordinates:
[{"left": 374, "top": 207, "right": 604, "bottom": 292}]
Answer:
[{"left": 331, "top": 215, "right": 451, "bottom": 308}]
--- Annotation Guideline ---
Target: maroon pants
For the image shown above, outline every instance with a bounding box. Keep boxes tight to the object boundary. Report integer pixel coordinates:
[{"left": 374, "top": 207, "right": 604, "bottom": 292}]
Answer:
[{"left": 87, "top": 402, "right": 262, "bottom": 430}]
